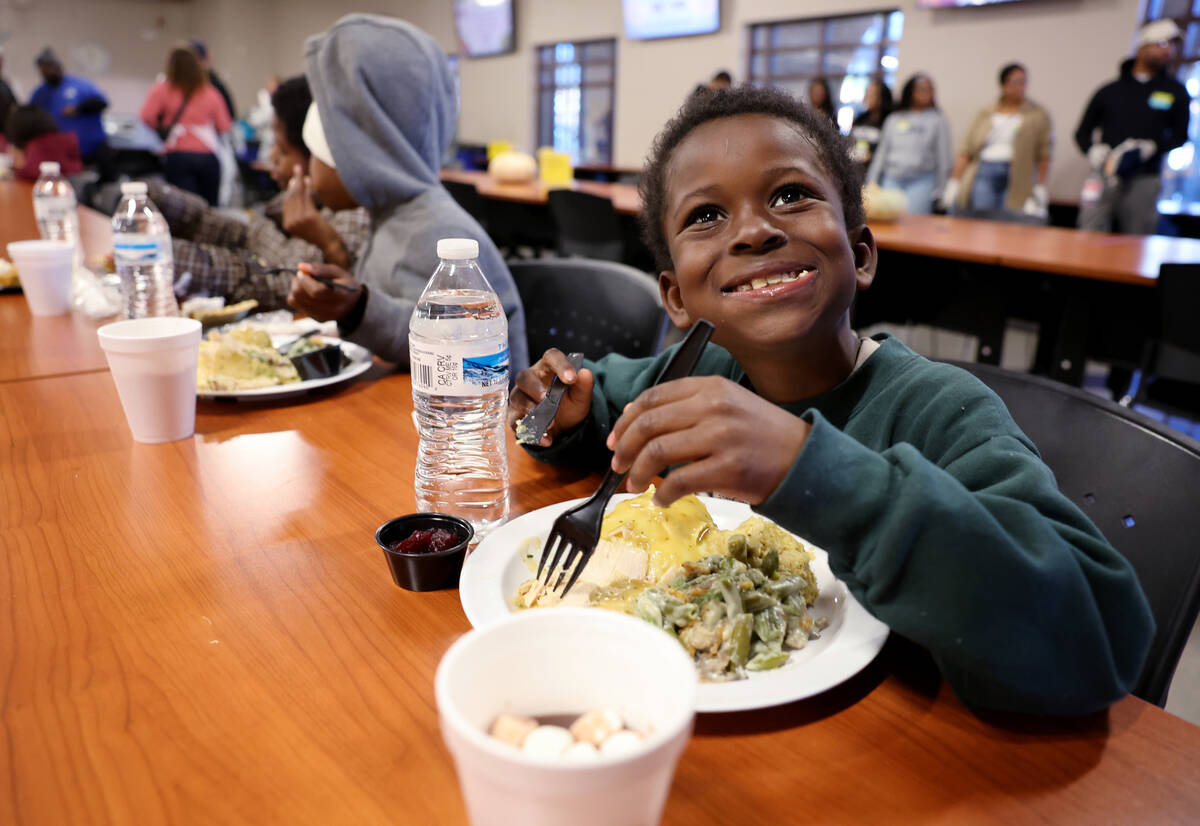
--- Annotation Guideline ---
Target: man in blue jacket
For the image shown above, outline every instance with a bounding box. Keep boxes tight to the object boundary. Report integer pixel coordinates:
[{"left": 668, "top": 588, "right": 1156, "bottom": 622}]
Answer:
[
  {"left": 30, "top": 47, "right": 111, "bottom": 175},
  {"left": 1075, "top": 20, "right": 1190, "bottom": 234}
]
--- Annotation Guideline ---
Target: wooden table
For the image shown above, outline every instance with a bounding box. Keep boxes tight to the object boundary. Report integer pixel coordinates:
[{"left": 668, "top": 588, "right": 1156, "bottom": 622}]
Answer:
[
  {"left": 2, "top": 366, "right": 1200, "bottom": 825},
  {"left": 869, "top": 214, "right": 1200, "bottom": 286},
  {"left": 440, "top": 169, "right": 642, "bottom": 216},
  {"left": 1, "top": 179, "right": 115, "bottom": 382}
]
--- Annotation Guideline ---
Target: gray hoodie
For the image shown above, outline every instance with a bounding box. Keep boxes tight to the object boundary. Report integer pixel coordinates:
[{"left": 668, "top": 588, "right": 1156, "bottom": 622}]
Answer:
[{"left": 305, "top": 14, "right": 528, "bottom": 371}]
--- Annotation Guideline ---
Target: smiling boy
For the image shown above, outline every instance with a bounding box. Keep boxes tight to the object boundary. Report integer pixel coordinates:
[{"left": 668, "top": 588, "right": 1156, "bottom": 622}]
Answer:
[{"left": 509, "top": 86, "right": 1154, "bottom": 716}]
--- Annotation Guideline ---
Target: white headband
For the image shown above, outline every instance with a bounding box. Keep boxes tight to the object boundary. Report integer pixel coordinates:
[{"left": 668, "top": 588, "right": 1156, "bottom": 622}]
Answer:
[{"left": 302, "top": 102, "right": 336, "bottom": 169}]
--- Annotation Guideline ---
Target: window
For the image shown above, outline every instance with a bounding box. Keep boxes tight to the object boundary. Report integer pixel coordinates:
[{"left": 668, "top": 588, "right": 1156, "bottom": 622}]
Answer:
[
  {"left": 536, "top": 39, "right": 616, "bottom": 164},
  {"left": 1144, "top": 2, "right": 1200, "bottom": 214},
  {"left": 747, "top": 10, "right": 904, "bottom": 133}
]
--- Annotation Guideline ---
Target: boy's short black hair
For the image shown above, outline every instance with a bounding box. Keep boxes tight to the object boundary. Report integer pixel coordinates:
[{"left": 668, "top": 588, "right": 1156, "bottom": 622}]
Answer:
[
  {"left": 5, "top": 103, "right": 58, "bottom": 149},
  {"left": 638, "top": 85, "right": 865, "bottom": 272},
  {"left": 270, "top": 75, "right": 313, "bottom": 156}
]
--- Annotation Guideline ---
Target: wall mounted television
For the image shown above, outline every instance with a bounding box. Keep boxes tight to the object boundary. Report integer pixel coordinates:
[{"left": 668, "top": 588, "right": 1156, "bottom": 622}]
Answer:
[
  {"left": 454, "top": 0, "right": 515, "bottom": 58},
  {"left": 623, "top": 0, "right": 720, "bottom": 40}
]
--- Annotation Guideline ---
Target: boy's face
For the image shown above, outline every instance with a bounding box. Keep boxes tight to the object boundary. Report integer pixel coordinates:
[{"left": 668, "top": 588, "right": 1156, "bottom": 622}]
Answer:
[
  {"left": 658, "top": 114, "right": 875, "bottom": 359},
  {"left": 268, "top": 115, "right": 307, "bottom": 189},
  {"left": 309, "top": 155, "right": 359, "bottom": 211}
]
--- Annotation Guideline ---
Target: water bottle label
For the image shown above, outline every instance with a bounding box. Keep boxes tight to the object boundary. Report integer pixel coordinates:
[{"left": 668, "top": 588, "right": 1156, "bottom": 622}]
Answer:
[
  {"left": 114, "top": 233, "right": 162, "bottom": 267},
  {"left": 411, "top": 340, "right": 509, "bottom": 395},
  {"left": 34, "top": 195, "right": 74, "bottom": 225}
]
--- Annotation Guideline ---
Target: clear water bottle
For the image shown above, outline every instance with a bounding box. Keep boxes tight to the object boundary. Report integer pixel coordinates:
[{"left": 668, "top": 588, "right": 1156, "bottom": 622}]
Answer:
[
  {"left": 410, "top": 237, "right": 510, "bottom": 541},
  {"left": 111, "top": 181, "right": 179, "bottom": 319},
  {"left": 33, "top": 161, "right": 82, "bottom": 268}
]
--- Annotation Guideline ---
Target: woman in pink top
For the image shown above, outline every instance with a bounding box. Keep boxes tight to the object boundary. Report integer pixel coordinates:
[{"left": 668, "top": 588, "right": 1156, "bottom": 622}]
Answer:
[{"left": 140, "top": 46, "right": 231, "bottom": 205}]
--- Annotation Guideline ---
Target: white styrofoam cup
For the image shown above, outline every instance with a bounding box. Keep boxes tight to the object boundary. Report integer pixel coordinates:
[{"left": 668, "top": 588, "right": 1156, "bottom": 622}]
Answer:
[
  {"left": 6, "top": 239, "right": 74, "bottom": 316},
  {"left": 97, "top": 317, "right": 202, "bottom": 444},
  {"left": 436, "top": 608, "right": 696, "bottom": 826}
]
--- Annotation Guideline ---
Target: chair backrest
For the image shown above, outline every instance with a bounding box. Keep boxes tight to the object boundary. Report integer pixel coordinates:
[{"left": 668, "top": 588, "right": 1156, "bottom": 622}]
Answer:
[
  {"left": 1152, "top": 264, "right": 1200, "bottom": 383},
  {"left": 949, "top": 360, "right": 1200, "bottom": 707},
  {"left": 442, "top": 180, "right": 489, "bottom": 230},
  {"left": 546, "top": 189, "right": 624, "bottom": 262},
  {"left": 509, "top": 258, "right": 668, "bottom": 360}
]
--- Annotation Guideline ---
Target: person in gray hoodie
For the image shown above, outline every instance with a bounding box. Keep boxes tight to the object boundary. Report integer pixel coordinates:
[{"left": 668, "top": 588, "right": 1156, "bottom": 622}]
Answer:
[{"left": 287, "top": 14, "right": 529, "bottom": 372}]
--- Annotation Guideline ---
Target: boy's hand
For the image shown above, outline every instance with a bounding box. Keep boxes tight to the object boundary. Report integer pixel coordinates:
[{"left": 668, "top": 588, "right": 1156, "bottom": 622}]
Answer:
[
  {"left": 281, "top": 164, "right": 349, "bottom": 267},
  {"left": 606, "top": 376, "right": 810, "bottom": 507},
  {"left": 508, "top": 348, "right": 594, "bottom": 447},
  {"left": 287, "top": 263, "right": 363, "bottom": 322}
]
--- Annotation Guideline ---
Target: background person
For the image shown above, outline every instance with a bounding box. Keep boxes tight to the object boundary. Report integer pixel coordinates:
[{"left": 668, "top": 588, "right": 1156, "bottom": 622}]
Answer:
[
  {"left": 941, "top": 63, "right": 1052, "bottom": 221},
  {"left": 285, "top": 14, "right": 528, "bottom": 372},
  {"left": 151, "top": 74, "right": 370, "bottom": 310},
  {"left": 1075, "top": 19, "right": 1190, "bottom": 234},
  {"left": 139, "top": 45, "right": 232, "bottom": 205},
  {"left": 4, "top": 103, "right": 83, "bottom": 180},
  {"left": 807, "top": 76, "right": 836, "bottom": 123},
  {"left": 850, "top": 79, "right": 893, "bottom": 169},
  {"left": 866, "top": 73, "right": 953, "bottom": 214},
  {"left": 189, "top": 39, "right": 235, "bottom": 119},
  {"left": 30, "top": 47, "right": 110, "bottom": 175}
]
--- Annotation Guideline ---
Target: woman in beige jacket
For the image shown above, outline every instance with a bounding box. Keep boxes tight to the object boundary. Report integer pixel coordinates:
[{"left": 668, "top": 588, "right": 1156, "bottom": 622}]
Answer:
[{"left": 941, "top": 63, "right": 1052, "bottom": 220}]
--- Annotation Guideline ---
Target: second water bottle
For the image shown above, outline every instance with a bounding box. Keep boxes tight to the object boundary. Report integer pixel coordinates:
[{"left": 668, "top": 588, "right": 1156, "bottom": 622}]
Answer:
[{"left": 111, "top": 181, "right": 179, "bottom": 319}]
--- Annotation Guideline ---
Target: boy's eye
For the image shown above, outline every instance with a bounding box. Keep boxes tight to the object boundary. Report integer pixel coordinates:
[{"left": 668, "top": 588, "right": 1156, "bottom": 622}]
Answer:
[
  {"left": 770, "top": 184, "right": 813, "bottom": 207},
  {"left": 686, "top": 205, "right": 722, "bottom": 226}
]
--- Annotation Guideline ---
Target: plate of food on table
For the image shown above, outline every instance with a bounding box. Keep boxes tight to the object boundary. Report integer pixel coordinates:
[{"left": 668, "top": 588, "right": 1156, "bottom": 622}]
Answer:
[
  {"left": 459, "top": 488, "right": 890, "bottom": 713},
  {"left": 188, "top": 305, "right": 373, "bottom": 401}
]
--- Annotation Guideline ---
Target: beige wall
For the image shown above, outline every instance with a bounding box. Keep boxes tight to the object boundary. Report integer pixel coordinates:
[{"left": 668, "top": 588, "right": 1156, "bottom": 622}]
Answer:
[
  {"left": 1, "top": 0, "right": 198, "bottom": 113},
  {"left": 450, "top": 0, "right": 1147, "bottom": 201},
  {"left": 3, "top": 0, "right": 1147, "bottom": 199}
]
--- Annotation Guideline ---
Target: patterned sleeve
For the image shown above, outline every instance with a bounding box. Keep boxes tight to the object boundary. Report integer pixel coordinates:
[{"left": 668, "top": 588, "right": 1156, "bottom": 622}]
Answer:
[{"left": 149, "top": 180, "right": 248, "bottom": 247}]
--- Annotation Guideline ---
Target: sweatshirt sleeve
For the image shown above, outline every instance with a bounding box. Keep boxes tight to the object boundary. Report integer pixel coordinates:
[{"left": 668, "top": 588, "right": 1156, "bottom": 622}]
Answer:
[
  {"left": 522, "top": 343, "right": 742, "bottom": 470},
  {"left": 754, "top": 385, "right": 1154, "bottom": 716},
  {"left": 341, "top": 271, "right": 420, "bottom": 367},
  {"left": 1074, "top": 88, "right": 1105, "bottom": 154}
]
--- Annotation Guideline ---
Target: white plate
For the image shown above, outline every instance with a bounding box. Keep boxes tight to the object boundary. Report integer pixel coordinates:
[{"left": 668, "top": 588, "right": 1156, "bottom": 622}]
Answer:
[
  {"left": 459, "top": 495, "right": 890, "bottom": 713},
  {"left": 197, "top": 335, "right": 373, "bottom": 401}
]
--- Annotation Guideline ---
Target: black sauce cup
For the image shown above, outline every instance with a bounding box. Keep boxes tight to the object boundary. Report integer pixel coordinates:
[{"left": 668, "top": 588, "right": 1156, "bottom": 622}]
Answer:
[
  {"left": 289, "top": 343, "right": 345, "bottom": 381},
  {"left": 376, "top": 513, "right": 474, "bottom": 591}
]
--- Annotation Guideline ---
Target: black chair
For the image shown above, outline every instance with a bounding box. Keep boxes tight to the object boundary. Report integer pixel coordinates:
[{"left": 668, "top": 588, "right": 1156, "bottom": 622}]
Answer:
[
  {"left": 442, "top": 179, "right": 489, "bottom": 232},
  {"left": 509, "top": 258, "right": 668, "bottom": 360},
  {"left": 1124, "top": 263, "right": 1200, "bottom": 413},
  {"left": 949, "top": 360, "right": 1200, "bottom": 707},
  {"left": 546, "top": 189, "right": 624, "bottom": 262}
]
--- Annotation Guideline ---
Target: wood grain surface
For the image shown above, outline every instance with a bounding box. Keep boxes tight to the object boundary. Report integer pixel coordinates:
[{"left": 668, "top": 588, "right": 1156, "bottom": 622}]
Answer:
[
  {"left": 1, "top": 368, "right": 1198, "bottom": 826},
  {"left": 0, "top": 180, "right": 115, "bottom": 382},
  {"left": 3, "top": 176, "right": 1200, "bottom": 826}
]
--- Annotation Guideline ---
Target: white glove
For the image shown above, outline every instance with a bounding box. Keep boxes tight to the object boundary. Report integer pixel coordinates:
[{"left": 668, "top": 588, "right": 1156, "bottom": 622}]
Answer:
[
  {"left": 1133, "top": 138, "right": 1157, "bottom": 160},
  {"left": 1087, "top": 143, "right": 1112, "bottom": 170},
  {"left": 1022, "top": 183, "right": 1049, "bottom": 217},
  {"left": 938, "top": 178, "right": 961, "bottom": 212}
]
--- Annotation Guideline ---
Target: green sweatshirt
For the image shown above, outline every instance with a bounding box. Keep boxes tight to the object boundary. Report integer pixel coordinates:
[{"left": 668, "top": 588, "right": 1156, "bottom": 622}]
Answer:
[{"left": 527, "top": 334, "right": 1155, "bottom": 715}]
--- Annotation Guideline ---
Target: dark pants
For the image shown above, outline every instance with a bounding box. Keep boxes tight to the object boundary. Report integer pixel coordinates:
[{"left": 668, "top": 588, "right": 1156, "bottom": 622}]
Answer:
[{"left": 164, "top": 152, "right": 221, "bottom": 206}]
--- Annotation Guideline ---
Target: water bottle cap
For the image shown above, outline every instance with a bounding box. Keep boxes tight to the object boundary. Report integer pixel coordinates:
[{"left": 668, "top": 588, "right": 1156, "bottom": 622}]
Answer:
[
  {"left": 39, "top": 161, "right": 60, "bottom": 176},
  {"left": 120, "top": 181, "right": 148, "bottom": 197},
  {"left": 437, "top": 238, "right": 479, "bottom": 260}
]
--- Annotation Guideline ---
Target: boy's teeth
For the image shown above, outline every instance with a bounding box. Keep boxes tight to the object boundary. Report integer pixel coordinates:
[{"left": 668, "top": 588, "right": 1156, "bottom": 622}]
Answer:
[{"left": 733, "top": 270, "right": 808, "bottom": 292}]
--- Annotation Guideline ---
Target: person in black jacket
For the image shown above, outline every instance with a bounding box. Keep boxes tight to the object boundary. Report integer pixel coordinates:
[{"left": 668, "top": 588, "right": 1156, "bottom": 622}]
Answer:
[
  {"left": 189, "top": 39, "right": 235, "bottom": 119},
  {"left": 1075, "top": 19, "right": 1190, "bottom": 234}
]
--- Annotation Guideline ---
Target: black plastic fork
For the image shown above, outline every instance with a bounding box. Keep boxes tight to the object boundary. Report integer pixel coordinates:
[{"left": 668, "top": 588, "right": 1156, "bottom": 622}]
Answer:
[{"left": 536, "top": 319, "right": 715, "bottom": 597}]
